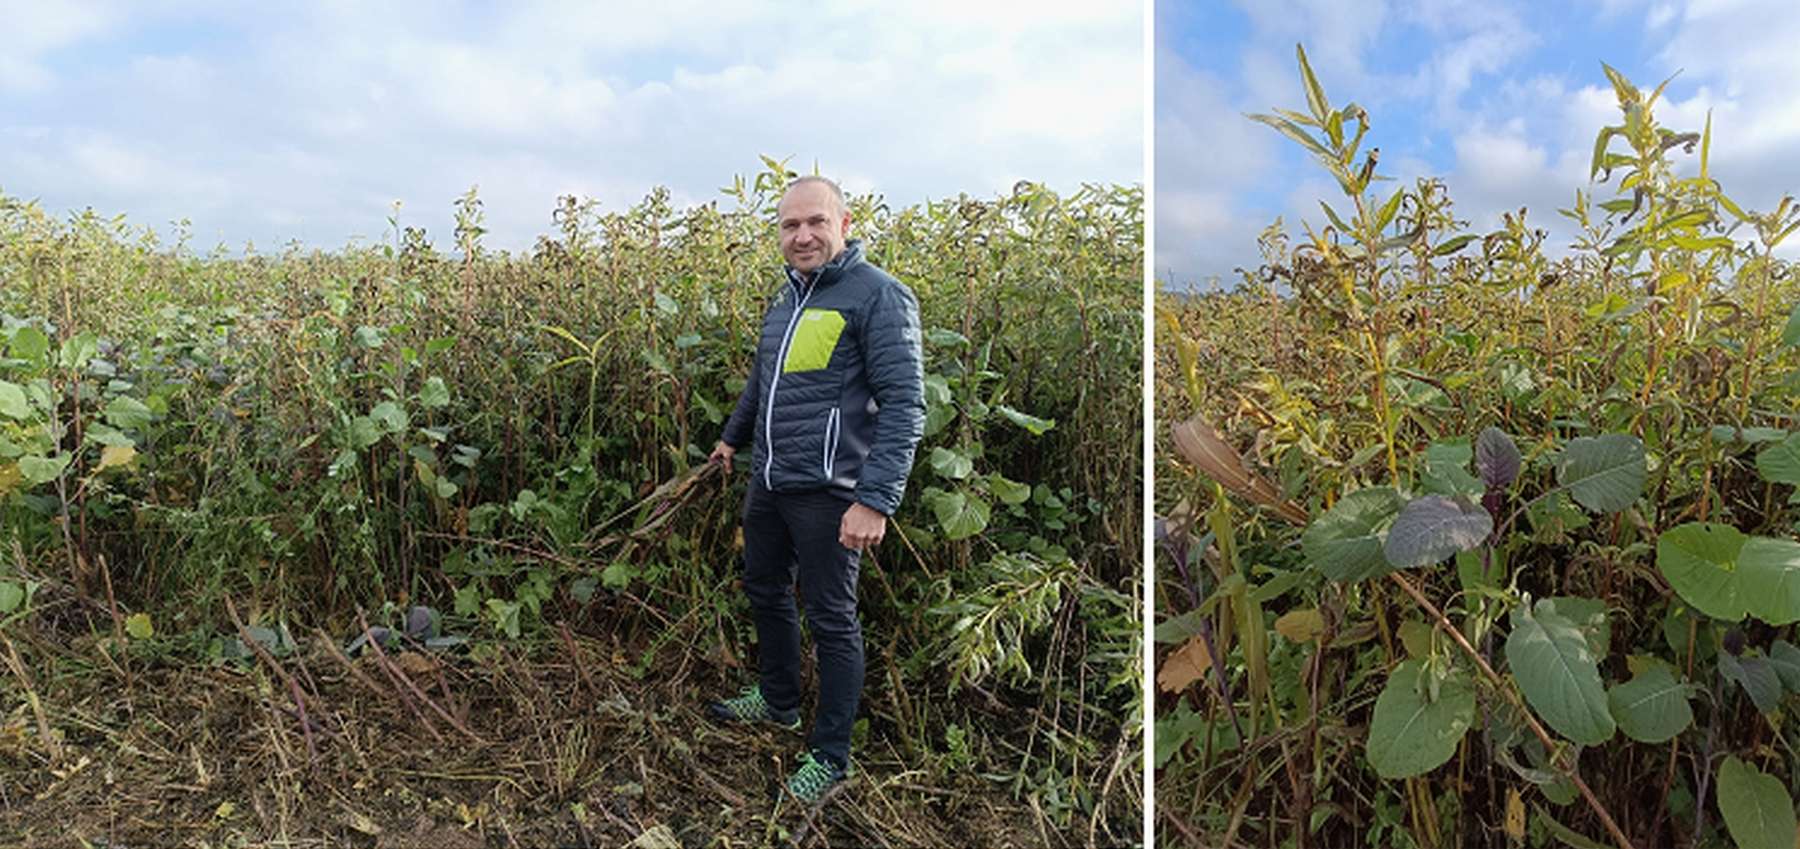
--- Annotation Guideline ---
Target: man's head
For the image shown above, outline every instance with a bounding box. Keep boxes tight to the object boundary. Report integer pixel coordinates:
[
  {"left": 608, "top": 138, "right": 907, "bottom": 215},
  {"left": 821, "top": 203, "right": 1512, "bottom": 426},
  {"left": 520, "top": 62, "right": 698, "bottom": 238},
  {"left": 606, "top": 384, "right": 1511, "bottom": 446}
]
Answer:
[{"left": 777, "top": 176, "right": 850, "bottom": 274}]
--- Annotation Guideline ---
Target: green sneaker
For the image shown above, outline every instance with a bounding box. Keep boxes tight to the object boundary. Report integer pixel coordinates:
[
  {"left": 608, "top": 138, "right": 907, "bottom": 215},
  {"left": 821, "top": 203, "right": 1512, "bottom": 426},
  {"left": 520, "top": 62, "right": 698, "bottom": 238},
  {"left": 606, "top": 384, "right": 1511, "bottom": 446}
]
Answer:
[
  {"left": 706, "top": 685, "right": 802, "bottom": 731},
  {"left": 785, "top": 749, "right": 848, "bottom": 804}
]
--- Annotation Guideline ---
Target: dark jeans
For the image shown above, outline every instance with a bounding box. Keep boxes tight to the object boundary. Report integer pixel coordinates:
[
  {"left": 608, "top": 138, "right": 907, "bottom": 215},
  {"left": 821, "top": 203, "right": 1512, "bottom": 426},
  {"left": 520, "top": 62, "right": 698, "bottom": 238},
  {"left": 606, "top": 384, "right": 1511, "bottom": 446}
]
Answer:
[{"left": 740, "top": 482, "right": 863, "bottom": 769}]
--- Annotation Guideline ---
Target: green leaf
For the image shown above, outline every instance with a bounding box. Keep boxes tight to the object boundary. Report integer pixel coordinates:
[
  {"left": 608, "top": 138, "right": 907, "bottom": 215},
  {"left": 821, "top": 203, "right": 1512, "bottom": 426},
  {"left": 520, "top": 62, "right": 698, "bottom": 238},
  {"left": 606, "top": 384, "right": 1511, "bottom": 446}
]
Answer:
[
  {"left": 1719, "top": 652, "right": 1784, "bottom": 713},
  {"left": 1533, "top": 804, "right": 1613, "bottom": 849},
  {"left": 1557, "top": 434, "right": 1645, "bottom": 513},
  {"left": 929, "top": 447, "right": 973, "bottom": 480},
  {"left": 0, "top": 580, "right": 22, "bottom": 614},
  {"left": 988, "top": 473, "right": 1031, "bottom": 505},
  {"left": 1366, "top": 659, "right": 1475, "bottom": 778},
  {"left": 124, "top": 611, "right": 154, "bottom": 640},
  {"left": 0, "top": 381, "right": 28, "bottom": 420},
  {"left": 1657, "top": 523, "right": 1748, "bottom": 621},
  {"left": 1505, "top": 599, "right": 1615, "bottom": 745},
  {"left": 1382, "top": 495, "right": 1493, "bottom": 569},
  {"left": 1302, "top": 486, "right": 1404, "bottom": 582},
  {"left": 1433, "top": 234, "right": 1479, "bottom": 256},
  {"left": 1606, "top": 663, "right": 1693, "bottom": 743},
  {"left": 928, "top": 488, "right": 990, "bottom": 541},
  {"left": 1755, "top": 432, "right": 1800, "bottom": 486},
  {"left": 18, "top": 453, "right": 71, "bottom": 485},
  {"left": 370, "top": 401, "right": 408, "bottom": 433},
  {"left": 1716, "top": 756, "right": 1797, "bottom": 849},
  {"left": 418, "top": 376, "right": 450, "bottom": 408},
  {"left": 1546, "top": 596, "right": 1611, "bottom": 657},
  {"left": 1296, "top": 43, "right": 1330, "bottom": 124},
  {"left": 9, "top": 326, "right": 49, "bottom": 364},
  {"left": 1739, "top": 537, "right": 1800, "bottom": 625},
  {"left": 996, "top": 405, "right": 1055, "bottom": 436},
  {"left": 1476, "top": 427, "right": 1521, "bottom": 489},
  {"left": 59, "top": 332, "right": 97, "bottom": 370},
  {"left": 349, "top": 416, "right": 382, "bottom": 450},
  {"left": 1770, "top": 641, "right": 1800, "bottom": 692},
  {"left": 103, "top": 396, "right": 154, "bottom": 430},
  {"left": 1712, "top": 426, "right": 1789, "bottom": 445},
  {"left": 1783, "top": 302, "right": 1800, "bottom": 348},
  {"left": 1421, "top": 440, "right": 1483, "bottom": 497}
]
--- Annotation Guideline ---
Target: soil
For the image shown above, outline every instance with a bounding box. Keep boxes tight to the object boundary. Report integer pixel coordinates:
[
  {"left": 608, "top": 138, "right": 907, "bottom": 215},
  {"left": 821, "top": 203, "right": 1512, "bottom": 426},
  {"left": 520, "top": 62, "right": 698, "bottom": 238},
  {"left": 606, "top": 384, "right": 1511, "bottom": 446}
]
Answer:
[{"left": 0, "top": 614, "right": 1095, "bottom": 848}]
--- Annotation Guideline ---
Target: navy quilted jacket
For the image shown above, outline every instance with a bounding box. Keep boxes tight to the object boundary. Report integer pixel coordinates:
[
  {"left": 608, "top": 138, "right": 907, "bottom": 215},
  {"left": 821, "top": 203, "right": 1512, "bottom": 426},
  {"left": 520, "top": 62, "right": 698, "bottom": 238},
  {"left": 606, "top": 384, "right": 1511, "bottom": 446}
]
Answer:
[{"left": 720, "top": 240, "right": 925, "bottom": 516}]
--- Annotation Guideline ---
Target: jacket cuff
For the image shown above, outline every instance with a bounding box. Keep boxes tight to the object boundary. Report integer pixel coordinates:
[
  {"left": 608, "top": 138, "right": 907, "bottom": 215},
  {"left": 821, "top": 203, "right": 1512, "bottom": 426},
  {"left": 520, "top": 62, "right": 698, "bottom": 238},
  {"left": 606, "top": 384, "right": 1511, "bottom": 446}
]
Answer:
[{"left": 854, "top": 491, "right": 897, "bottom": 517}]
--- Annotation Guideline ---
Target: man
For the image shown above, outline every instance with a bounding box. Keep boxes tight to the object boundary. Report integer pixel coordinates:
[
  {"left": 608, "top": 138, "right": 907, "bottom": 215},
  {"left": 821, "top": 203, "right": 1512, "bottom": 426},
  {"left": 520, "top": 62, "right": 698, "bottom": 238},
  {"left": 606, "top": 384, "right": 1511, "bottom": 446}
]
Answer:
[{"left": 706, "top": 176, "right": 925, "bottom": 804}]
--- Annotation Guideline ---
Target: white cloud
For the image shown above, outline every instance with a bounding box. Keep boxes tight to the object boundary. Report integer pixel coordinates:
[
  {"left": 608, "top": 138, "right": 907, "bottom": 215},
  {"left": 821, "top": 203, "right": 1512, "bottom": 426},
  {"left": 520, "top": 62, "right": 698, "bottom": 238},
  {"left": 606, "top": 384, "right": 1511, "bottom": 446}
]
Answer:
[{"left": 0, "top": 1, "right": 1142, "bottom": 252}]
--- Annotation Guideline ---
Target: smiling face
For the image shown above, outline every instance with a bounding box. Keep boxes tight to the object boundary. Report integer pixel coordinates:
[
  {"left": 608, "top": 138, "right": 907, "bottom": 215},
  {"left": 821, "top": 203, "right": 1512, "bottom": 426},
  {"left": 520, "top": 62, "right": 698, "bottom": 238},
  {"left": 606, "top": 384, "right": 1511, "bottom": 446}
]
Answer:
[{"left": 777, "top": 181, "right": 850, "bottom": 274}]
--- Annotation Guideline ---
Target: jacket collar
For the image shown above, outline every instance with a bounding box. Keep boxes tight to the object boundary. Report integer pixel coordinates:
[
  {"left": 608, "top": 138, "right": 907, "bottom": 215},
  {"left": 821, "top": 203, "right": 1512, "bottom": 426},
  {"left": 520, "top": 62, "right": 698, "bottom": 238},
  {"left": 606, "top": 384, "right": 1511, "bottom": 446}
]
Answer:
[{"left": 785, "top": 239, "right": 864, "bottom": 291}]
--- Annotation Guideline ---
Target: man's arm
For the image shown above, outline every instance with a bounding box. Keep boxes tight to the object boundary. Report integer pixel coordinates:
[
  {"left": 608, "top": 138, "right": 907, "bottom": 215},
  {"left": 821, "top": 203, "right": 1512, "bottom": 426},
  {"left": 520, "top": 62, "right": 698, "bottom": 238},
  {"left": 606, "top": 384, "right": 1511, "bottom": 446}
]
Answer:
[
  {"left": 716, "top": 345, "right": 763, "bottom": 463},
  {"left": 852, "top": 281, "right": 925, "bottom": 516}
]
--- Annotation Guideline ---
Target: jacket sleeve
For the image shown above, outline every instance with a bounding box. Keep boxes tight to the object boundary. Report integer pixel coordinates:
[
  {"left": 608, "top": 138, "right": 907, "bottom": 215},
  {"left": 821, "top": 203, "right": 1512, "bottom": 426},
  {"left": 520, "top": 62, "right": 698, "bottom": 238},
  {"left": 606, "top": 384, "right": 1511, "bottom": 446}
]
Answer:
[
  {"left": 720, "top": 344, "right": 762, "bottom": 450},
  {"left": 853, "top": 281, "right": 926, "bottom": 515}
]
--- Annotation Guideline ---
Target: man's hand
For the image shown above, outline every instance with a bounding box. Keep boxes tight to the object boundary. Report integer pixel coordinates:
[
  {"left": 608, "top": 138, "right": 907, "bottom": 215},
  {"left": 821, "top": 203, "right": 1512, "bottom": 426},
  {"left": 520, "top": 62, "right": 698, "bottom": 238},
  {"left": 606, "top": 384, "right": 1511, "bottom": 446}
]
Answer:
[
  {"left": 839, "top": 502, "right": 887, "bottom": 550},
  {"left": 709, "top": 441, "right": 736, "bottom": 468}
]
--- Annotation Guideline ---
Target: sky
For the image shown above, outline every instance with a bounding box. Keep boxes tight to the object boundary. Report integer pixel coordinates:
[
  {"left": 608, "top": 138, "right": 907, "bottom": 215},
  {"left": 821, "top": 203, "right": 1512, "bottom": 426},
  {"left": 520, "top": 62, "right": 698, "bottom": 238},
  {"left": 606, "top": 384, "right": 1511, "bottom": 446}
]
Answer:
[
  {"left": 1157, "top": 0, "right": 1800, "bottom": 289},
  {"left": 1, "top": 1, "right": 1143, "bottom": 253}
]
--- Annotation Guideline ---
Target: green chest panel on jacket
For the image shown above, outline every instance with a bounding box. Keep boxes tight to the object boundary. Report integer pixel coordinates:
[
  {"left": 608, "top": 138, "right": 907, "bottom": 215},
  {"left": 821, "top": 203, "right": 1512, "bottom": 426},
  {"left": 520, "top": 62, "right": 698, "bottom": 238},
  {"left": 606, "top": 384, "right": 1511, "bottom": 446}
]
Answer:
[{"left": 782, "top": 308, "right": 847, "bottom": 373}]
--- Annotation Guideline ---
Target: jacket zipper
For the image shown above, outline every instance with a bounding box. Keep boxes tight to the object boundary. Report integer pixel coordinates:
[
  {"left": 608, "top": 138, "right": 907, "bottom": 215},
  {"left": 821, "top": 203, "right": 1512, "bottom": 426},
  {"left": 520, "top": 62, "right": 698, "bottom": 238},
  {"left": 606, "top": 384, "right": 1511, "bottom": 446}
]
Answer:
[
  {"left": 822, "top": 407, "right": 840, "bottom": 479},
  {"left": 763, "top": 275, "right": 816, "bottom": 488}
]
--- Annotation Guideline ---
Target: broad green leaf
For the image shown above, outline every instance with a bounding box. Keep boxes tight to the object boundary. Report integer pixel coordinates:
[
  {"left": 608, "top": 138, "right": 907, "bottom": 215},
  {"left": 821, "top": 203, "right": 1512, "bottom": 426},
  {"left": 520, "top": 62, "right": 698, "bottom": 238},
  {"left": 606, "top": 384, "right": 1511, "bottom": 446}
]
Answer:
[
  {"left": 1783, "top": 302, "right": 1800, "bottom": 348},
  {"left": 1739, "top": 537, "right": 1800, "bottom": 625},
  {"left": 1366, "top": 659, "right": 1475, "bottom": 778},
  {"left": 1755, "top": 433, "right": 1800, "bottom": 487},
  {"left": 1606, "top": 664, "right": 1692, "bottom": 743},
  {"left": 0, "top": 580, "right": 22, "bottom": 613},
  {"left": 987, "top": 473, "right": 1031, "bottom": 505},
  {"left": 124, "top": 612, "right": 154, "bottom": 639},
  {"left": 996, "top": 405, "right": 1055, "bottom": 436},
  {"left": 59, "top": 332, "right": 97, "bottom": 370},
  {"left": 1716, "top": 756, "right": 1797, "bottom": 849},
  {"left": 0, "top": 381, "right": 29, "bottom": 420},
  {"left": 349, "top": 416, "right": 382, "bottom": 450},
  {"left": 1546, "top": 596, "right": 1611, "bottom": 657},
  {"left": 104, "top": 396, "right": 154, "bottom": 430},
  {"left": 1420, "top": 439, "right": 1482, "bottom": 497},
  {"left": 18, "top": 453, "right": 71, "bottom": 485},
  {"left": 1382, "top": 495, "right": 1492, "bottom": 569},
  {"left": 370, "top": 401, "right": 408, "bottom": 433},
  {"left": 1657, "top": 523, "right": 1748, "bottom": 621},
  {"left": 1302, "top": 486, "right": 1404, "bottom": 582},
  {"left": 929, "top": 447, "right": 973, "bottom": 480},
  {"left": 1770, "top": 641, "right": 1800, "bottom": 692},
  {"left": 418, "top": 376, "right": 450, "bottom": 408},
  {"left": 1506, "top": 600, "right": 1615, "bottom": 745},
  {"left": 1719, "top": 652, "right": 1784, "bottom": 713},
  {"left": 9, "top": 326, "right": 49, "bottom": 364},
  {"left": 928, "top": 489, "right": 990, "bottom": 540},
  {"left": 1557, "top": 434, "right": 1645, "bottom": 513}
]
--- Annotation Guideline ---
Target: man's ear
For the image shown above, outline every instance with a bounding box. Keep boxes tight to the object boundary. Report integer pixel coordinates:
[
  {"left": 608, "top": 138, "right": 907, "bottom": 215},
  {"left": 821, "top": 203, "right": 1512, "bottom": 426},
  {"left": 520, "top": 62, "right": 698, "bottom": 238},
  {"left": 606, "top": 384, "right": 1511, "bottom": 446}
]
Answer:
[{"left": 839, "top": 212, "right": 852, "bottom": 237}]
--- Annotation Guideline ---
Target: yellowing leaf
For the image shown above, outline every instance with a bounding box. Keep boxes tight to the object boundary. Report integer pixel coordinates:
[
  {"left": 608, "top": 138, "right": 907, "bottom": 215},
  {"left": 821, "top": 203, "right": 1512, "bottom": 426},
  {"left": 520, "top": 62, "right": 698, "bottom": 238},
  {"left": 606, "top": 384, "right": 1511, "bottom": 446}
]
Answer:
[
  {"left": 124, "top": 612, "right": 153, "bottom": 640},
  {"left": 97, "top": 444, "right": 137, "bottom": 471},
  {"left": 1505, "top": 787, "right": 1525, "bottom": 843},
  {"left": 1274, "top": 609, "right": 1324, "bottom": 643},
  {"left": 214, "top": 800, "right": 236, "bottom": 820},
  {"left": 1157, "top": 635, "right": 1215, "bottom": 694}
]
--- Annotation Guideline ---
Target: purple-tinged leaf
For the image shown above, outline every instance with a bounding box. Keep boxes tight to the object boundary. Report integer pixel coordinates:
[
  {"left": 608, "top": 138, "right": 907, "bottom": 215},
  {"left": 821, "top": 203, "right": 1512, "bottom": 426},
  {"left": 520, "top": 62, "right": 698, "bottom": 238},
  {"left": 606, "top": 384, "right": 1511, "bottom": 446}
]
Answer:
[
  {"left": 406, "top": 605, "right": 438, "bottom": 639},
  {"left": 1383, "top": 495, "right": 1494, "bottom": 569},
  {"left": 1476, "top": 427, "right": 1521, "bottom": 489}
]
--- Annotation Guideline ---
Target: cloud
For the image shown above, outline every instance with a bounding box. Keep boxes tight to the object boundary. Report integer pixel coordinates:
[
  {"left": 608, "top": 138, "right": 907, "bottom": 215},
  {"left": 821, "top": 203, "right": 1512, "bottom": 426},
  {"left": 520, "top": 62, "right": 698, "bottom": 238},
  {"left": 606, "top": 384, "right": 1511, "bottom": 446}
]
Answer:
[{"left": 0, "top": 1, "right": 1142, "bottom": 252}]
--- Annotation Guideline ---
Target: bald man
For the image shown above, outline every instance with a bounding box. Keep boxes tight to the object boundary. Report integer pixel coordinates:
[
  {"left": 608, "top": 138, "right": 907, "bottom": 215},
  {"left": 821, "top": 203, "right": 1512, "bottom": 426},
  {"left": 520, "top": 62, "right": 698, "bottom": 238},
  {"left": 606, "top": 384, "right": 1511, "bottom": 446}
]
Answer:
[{"left": 706, "top": 176, "right": 925, "bottom": 804}]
